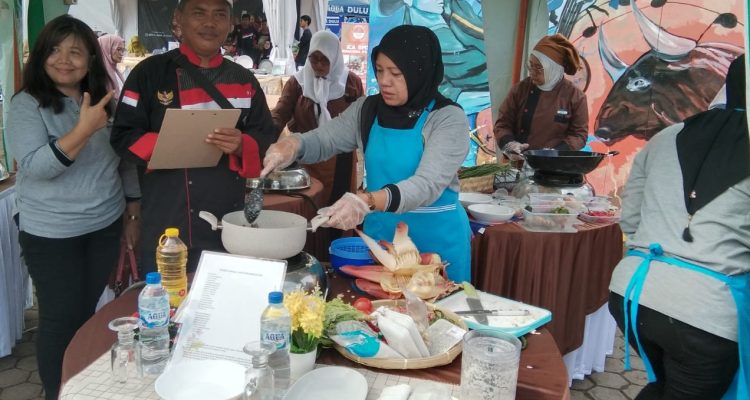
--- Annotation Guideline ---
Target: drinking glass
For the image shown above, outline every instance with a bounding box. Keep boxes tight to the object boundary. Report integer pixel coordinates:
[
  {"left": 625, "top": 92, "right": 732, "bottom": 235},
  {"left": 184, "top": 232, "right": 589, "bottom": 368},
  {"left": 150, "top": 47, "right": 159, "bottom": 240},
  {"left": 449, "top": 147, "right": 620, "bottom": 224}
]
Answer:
[
  {"left": 243, "top": 341, "right": 276, "bottom": 400},
  {"left": 108, "top": 316, "right": 140, "bottom": 384},
  {"left": 460, "top": 329, "right": 521, "bottom": 400}
]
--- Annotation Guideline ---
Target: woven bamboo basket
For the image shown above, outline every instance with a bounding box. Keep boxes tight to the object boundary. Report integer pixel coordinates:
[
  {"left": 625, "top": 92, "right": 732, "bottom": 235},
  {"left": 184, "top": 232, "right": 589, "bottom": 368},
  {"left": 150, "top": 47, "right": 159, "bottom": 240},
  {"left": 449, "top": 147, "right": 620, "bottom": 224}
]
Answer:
[
  {"left": 333, "top": 299, "right": 467, "bottom": 369},
  {"left": 459, "top": 174, "right": 494, "bottom": 194}
]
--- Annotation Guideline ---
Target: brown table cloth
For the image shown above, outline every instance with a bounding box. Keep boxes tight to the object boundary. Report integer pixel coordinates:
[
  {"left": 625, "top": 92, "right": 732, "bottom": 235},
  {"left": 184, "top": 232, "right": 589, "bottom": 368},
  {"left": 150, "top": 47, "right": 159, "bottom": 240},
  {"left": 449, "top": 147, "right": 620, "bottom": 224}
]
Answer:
[
  {"left": 471, "top": 221, "right": 623, "bottom": 355},
  {"left": 258, "top": 177, "right": 331, "bottom": 261},
  {"left": 61, "top": 271, "right": 569, "bottom": 399}
]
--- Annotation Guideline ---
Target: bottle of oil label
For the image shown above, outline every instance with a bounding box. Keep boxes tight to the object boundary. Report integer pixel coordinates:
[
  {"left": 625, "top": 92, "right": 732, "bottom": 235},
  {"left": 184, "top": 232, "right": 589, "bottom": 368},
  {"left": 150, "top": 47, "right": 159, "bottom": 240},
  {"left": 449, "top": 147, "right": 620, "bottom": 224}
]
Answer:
[{"left": 156, "top": 227, "right": 188, "bottom": 308}]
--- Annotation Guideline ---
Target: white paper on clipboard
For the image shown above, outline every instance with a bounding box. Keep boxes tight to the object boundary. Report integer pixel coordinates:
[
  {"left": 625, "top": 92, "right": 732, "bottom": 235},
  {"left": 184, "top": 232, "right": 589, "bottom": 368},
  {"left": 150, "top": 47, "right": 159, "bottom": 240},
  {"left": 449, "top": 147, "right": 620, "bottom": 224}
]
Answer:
[{"left": 147, "top": 108, "right": 241, "bottom": 169}]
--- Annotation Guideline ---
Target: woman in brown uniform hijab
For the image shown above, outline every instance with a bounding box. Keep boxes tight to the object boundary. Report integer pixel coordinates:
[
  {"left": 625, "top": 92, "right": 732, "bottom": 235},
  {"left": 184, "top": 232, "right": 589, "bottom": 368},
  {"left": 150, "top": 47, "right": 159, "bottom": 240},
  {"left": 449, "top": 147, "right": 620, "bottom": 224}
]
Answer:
[
  {"left": 494, "top": 34, "right": 589, "bottom": 155},
  {"left": 271, "top": 30, "right": 364, "bottom": 207}
]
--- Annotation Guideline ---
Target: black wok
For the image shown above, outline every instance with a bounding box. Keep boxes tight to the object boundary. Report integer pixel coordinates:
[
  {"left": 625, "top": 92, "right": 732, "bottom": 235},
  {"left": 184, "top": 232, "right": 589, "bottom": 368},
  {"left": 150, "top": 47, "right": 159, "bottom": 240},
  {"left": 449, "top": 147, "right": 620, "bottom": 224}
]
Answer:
[{"left": 522, "top": 150, "right": 619, "bottom": 175}]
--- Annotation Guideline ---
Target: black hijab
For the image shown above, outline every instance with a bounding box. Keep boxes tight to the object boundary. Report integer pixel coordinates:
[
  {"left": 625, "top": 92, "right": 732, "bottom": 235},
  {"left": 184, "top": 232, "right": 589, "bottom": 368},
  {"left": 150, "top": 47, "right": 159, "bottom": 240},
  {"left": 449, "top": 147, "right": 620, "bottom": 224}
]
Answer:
[
  {"left": 676, "top": 54, "right": 750, "bottom": 241},
  {"left": 366, "top": 25, "right": 457, "bottom": 130}
]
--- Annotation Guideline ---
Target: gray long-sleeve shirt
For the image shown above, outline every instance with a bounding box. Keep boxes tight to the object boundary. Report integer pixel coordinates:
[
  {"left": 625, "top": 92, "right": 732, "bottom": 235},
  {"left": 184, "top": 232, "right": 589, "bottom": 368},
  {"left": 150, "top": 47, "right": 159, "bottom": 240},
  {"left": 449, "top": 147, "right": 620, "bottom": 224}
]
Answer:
[
  {"left": 295, "top": 97, "right": 470, "bottom": 213},
  {"left": 7, "top": 91, "right": 140, "bottom": 238},
  {"left": 609, "top": 123, "right": 750, "bottom": 341}
]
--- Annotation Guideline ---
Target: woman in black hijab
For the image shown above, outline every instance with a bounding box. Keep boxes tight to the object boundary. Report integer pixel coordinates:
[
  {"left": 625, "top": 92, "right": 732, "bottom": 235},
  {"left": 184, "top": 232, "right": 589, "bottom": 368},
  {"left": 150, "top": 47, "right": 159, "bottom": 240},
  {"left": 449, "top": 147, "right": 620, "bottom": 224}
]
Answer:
[
  {"left": 607, "top": 55, "right": 749, "bottom": 400},
  {"left": 262, "top": 25, "right": 473, "bottom": 283}
]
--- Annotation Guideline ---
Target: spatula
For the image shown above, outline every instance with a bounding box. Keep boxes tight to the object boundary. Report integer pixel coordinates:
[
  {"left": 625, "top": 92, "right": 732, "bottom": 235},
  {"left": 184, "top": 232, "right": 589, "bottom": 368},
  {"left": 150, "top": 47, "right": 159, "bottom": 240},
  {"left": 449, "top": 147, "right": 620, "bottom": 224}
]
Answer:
[{"left": 244, "top": 175, "right": 268, "bottom": 225}]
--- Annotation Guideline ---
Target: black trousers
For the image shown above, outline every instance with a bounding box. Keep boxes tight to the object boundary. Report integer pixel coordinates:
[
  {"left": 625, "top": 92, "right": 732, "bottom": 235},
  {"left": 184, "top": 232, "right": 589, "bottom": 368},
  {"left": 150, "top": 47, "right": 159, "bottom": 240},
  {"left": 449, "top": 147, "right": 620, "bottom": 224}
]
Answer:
[
  {"left": 609, "top": 292, "right": 738, "bottom": 400},
  {"left": 19, "top": 219, "right": 122, "bottom": 400}
]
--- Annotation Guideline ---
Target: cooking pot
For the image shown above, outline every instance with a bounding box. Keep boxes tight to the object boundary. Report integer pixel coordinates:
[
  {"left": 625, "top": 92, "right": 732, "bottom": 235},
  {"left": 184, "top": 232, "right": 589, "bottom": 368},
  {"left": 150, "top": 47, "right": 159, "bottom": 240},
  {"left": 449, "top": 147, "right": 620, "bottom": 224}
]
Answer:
[
  {"left": 198, "top": 210, "right": 307, "bottom": 259},
  {"left": 522, "top": 150, "right": 619, "bottom": 175}
]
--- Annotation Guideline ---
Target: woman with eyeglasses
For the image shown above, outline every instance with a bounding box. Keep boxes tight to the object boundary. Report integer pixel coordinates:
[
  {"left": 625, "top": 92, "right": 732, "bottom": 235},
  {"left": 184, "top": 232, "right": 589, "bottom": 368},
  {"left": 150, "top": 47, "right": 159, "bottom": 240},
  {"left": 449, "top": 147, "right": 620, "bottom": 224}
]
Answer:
[
  {"left": 493, "top": 34, "right": 589, "bottom": 156},
  {"left": 98, "top": 33, "right": 126, "bottom": 98},
  {"left": 271, "top": 30, "right": 364, "bottom": 208}
]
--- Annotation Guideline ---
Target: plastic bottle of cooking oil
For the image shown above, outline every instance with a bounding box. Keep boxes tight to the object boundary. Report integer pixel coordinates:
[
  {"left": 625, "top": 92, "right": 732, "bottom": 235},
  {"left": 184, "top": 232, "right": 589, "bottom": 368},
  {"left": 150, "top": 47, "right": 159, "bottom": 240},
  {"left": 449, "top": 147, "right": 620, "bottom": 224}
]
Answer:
[{"left": 156, "top": 228, "right": 188, "bottom": 308}]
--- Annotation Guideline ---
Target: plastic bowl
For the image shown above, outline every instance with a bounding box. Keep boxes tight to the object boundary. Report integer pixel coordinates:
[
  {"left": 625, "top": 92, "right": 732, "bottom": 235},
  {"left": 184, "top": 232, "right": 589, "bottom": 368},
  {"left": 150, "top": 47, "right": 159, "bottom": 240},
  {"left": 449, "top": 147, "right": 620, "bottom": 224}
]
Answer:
[
  {"left": 468, "top": 204, "right": 515, "bottom": 224},
  {"left": 459, "top": 192, "right": 493, "bottom": 208},
  {"left": 329, "top": 237, "right": 375, "bottom": 275},
  {"left": 579, "top": 212, "right": 620, "bottom": 224},
  {"left": 522, "top": 209, "right": 579, "bottom": 232}
]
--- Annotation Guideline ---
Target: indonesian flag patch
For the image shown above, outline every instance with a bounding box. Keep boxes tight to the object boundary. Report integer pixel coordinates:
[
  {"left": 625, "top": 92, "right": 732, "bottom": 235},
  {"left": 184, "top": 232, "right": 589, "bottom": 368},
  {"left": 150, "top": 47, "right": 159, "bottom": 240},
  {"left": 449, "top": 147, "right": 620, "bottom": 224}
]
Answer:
[{"left": 122, "top": 90, "right": 139, "bottom": 108}]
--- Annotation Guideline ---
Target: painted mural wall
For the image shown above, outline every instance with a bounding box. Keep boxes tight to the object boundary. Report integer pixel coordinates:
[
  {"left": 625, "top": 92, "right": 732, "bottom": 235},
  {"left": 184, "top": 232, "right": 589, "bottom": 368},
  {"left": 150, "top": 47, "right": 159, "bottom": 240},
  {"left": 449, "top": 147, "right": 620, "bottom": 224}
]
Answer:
[
  {"left": 548, "top": 0, "right": 745, "bottom": 198},
  {"left": 367, "top": 0, "right": 493, "bottom": 166}
]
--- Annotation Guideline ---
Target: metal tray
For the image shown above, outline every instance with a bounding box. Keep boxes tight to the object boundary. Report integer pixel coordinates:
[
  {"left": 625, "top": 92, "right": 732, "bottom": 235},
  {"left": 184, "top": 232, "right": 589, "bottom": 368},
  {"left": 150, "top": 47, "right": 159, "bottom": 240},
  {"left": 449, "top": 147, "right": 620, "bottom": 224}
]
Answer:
[{"left": 246, "top": 167, "right": 311, "bottom": 191}]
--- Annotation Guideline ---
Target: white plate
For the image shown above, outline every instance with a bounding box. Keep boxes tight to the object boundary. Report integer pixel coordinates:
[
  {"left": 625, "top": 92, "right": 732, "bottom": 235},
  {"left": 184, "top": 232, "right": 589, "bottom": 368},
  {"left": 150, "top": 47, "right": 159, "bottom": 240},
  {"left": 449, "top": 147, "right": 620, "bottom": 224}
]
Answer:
[
  {"left": 284, "top": 366, "right": 367, "bottom": 400},
  {"left": 155, "top": 360, "right": 246, "bottom": 400},
  {"left": 459, "top": 192, "right": 493, "bottom": 208}
]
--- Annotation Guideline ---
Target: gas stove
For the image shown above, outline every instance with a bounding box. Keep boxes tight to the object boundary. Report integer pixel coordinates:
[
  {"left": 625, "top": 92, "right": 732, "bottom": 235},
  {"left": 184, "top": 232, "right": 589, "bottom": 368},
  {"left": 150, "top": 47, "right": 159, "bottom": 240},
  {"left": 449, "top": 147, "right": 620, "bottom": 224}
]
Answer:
[
  {"left": 512, "top": 170, "right": 594, "bottom": 199},
  {"left": 283, "top": 252, "right": 328, "bottom": 297}
]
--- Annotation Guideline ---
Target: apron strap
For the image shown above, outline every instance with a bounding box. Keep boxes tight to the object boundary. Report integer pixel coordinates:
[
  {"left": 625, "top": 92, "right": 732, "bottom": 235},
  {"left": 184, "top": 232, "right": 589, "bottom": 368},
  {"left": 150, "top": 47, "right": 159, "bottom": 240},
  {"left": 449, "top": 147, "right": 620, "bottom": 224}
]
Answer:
[{"left": 624, "top": 243, "right": 750, "bottom": 399}]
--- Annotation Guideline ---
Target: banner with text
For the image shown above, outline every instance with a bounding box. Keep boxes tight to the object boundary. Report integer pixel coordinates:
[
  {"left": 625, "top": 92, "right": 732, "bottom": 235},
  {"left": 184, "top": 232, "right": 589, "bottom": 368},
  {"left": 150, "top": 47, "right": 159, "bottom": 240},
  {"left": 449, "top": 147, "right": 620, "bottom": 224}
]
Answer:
[{"left": 340, "top": 23, "right": 369, "bottom": 84}]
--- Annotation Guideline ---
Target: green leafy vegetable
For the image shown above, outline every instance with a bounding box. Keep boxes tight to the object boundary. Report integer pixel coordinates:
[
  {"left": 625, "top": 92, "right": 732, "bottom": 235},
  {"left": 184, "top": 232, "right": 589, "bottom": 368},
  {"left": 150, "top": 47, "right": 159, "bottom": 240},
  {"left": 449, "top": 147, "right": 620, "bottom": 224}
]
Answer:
[
  {"left": 458, "top": 163, "right": 510, "bottom": 179},
  {"left": 320, "top": 296, "right": 369, "bottom": 347}
]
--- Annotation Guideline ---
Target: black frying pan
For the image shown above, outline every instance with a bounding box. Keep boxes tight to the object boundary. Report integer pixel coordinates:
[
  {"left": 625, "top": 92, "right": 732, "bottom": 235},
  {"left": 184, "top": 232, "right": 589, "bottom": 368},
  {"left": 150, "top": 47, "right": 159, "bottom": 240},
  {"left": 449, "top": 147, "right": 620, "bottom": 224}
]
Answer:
[{"left": 522, "top": 150, "right": 619, "bottom": 175}]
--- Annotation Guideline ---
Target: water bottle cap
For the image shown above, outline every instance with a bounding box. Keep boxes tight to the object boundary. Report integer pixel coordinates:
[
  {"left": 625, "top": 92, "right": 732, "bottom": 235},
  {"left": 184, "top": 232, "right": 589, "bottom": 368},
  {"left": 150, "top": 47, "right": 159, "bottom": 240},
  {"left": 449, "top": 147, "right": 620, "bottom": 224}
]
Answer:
[
  {"left": 164, "top": 228, "right": 180, "bottom": 237},
  {"left": 268, "top": 291, "right": 283, "bottom": 304},
  {"left": 146, "top": 272, "right": 162, "bottom": 284}
]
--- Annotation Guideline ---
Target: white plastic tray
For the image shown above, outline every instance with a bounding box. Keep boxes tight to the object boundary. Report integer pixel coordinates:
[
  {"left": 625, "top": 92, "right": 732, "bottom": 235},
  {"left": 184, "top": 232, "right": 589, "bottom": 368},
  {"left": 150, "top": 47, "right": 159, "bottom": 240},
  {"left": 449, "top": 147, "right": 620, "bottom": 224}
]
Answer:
[{"left": 436, "top": 290, "right": 552, "bottom": 337}]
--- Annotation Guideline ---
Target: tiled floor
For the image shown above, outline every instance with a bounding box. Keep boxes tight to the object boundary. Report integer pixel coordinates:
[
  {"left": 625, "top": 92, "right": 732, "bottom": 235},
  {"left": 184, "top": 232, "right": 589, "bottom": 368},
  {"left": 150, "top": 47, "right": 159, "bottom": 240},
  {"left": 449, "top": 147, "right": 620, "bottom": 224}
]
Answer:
[
  {"left": 570, "top": 329, "right": 648, "bottom": 400},
  {"left": 0, "top": 303, "right": 647, "bottom": 400}
]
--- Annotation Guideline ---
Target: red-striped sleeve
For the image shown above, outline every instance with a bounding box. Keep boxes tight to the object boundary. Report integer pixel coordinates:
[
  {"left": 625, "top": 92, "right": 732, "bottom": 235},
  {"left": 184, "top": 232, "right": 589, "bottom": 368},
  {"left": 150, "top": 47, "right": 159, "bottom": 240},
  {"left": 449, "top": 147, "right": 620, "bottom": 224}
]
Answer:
[
  {"left": 229, "top": 135, "right": 261, "bottom": 178},
  {"left": 128, "top": 132, "right": 158, "bottom": 161}
]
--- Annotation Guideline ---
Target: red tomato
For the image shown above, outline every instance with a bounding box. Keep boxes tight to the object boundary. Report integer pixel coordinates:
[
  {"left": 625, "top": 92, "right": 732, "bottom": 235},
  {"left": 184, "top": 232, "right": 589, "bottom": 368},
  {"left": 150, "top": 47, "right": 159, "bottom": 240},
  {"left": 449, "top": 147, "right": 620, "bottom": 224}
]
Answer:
[{"left": 352, "top": 297, "right": 373, "bottom": 314}]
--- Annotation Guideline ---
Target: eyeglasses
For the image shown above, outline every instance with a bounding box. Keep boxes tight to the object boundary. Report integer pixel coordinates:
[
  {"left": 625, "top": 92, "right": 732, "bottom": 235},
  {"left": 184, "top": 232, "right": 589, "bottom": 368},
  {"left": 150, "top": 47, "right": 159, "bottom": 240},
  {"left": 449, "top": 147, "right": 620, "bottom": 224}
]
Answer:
[
  {"left": 527, "top": 61, "right": 543, "bottom": 72},
  {"left": 308, "top": 54, "right": 330, "bottom": 66},
  {"left": 116, "top": 47, "right": 126, "bottom": 54}
]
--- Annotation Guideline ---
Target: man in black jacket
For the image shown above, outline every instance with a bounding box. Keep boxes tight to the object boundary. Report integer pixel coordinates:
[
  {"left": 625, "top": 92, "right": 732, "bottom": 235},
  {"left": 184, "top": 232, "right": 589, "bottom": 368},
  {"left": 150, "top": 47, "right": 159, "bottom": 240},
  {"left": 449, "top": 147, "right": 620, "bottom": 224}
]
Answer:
[
  {"left": 111, "top": 0, "right": 276, "bottom": 272},
  {"left": 295, "top": 15, "right": 312, "bottom": 68}
]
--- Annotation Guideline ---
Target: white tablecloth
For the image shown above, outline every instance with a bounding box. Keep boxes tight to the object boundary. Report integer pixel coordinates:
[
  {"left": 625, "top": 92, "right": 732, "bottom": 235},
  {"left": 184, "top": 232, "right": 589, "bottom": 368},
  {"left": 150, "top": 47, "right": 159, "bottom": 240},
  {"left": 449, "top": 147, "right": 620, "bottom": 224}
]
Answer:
[
  {"left": 0, "top": 183, "right": 33, "bottom": 357},
  {"left": 563, "top": 302, "right": 618, "bottom": 383}
]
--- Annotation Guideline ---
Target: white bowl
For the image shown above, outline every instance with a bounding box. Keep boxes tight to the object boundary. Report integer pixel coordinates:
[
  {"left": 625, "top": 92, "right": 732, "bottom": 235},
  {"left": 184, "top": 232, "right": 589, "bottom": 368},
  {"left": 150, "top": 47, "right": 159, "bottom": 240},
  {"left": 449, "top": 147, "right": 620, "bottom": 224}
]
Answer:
[
  {"left": 459, "top": 192, "right": 493, "bottom": 208},
  {"left": 467, "top": 204, "right": 515, "bottom": 223},
  {"left": 155, "top": 360, "right": 245, "bottom": 400}
]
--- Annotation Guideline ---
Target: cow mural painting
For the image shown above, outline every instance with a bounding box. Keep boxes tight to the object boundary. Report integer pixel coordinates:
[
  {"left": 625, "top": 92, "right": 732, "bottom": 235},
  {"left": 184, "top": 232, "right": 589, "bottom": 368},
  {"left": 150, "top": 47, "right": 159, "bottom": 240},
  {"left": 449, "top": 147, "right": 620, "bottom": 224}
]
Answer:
[{"left": 547, "top": 0, "right": 745, "bottom": 197}]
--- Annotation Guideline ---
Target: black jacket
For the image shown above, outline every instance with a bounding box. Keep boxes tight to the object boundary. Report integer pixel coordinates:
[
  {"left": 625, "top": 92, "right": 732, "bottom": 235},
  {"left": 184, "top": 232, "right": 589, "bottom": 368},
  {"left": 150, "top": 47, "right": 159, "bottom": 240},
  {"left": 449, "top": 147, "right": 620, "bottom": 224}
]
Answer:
[{"left": 111, "top": 47, "right": 277, "bottom": 272}]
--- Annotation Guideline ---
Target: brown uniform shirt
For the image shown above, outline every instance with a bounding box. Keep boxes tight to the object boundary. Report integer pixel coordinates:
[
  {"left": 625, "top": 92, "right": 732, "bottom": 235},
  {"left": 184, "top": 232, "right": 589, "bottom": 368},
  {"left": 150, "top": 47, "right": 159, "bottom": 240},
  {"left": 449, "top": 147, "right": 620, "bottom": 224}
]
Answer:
[
  {"left": 493, "top": 77, "right": 588, "bottom": 150},
  {"left": 271, "top": 72, "right": 364, "bottom": 205}
]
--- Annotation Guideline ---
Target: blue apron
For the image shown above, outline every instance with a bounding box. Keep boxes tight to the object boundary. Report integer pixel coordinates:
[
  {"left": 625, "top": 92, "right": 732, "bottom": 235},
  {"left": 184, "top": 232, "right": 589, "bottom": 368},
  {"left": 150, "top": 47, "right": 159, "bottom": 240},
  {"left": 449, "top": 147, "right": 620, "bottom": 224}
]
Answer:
[
  {"left": 622, "top": 243, "right": 749, "bottom": 399},
  {"left": 363, "top": 101, "right": 472, "bottom": 283}
]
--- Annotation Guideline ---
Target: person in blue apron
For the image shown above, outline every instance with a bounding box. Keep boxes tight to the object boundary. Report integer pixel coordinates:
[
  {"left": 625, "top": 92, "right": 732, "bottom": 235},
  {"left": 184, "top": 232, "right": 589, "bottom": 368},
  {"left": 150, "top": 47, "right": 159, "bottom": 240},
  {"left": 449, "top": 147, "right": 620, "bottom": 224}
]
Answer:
[
  {"left": 608, "top": 55, "right": 749, "bottom": 400},
  {"left": 261, "top": 25, "right": 472, "bottom": 283}
]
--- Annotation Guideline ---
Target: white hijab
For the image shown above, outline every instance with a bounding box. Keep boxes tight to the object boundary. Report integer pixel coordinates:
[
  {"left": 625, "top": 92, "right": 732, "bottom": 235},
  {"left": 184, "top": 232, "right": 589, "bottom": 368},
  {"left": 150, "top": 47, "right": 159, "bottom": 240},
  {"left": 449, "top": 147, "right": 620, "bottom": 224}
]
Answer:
[
  {"left": 294, "top": 30, "right": 349, "bottom": 124},
  {"left": 531, "top": 50, "right": 564, "bottom": 91}
]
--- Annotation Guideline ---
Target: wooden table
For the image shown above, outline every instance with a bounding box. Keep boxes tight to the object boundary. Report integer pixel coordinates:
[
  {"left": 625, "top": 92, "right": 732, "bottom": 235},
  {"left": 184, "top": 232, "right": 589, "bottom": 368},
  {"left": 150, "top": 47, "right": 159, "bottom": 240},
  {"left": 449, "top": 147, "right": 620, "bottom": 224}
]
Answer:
[
  {"left": 471, "top": 221, "right": 622, "bottom": 355},
  {"left": 61, "top": 271, "right": 570, "bottom": 399}
]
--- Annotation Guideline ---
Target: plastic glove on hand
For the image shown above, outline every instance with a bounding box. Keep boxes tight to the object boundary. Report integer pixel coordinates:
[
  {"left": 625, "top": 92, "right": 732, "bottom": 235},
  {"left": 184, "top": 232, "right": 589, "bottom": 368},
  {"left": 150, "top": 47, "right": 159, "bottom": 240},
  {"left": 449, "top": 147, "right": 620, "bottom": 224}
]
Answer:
[
  {"left": 503, "top": 141, "right": 529, "bottom": 161},
  {"left": 321, "top": 192, "right": 370, "bottom": 231},
  {"left": 260, "top": 135, "right": 300, "bottom": 177}
]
